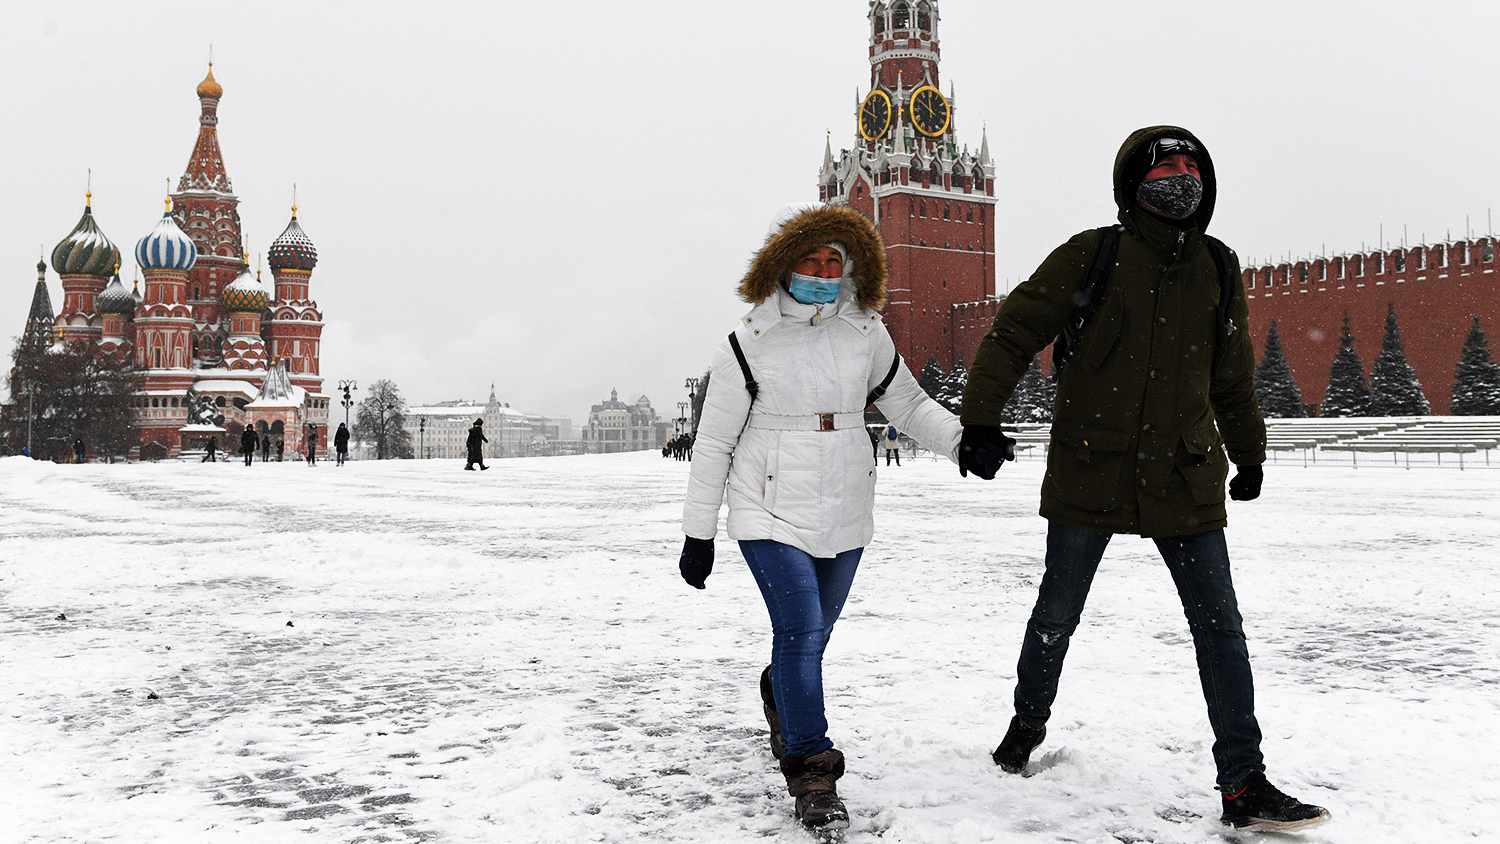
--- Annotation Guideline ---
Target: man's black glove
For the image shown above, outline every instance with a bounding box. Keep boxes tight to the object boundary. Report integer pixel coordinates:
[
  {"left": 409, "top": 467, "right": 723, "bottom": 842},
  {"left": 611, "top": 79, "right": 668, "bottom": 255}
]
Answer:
[
  {"left": 1228, "top": 464, "right": 1263, "bottom": 501},
  {"left": 958, "top": 425, "right": 1017, "bottom": 480},
  {"left": 679, "top": 536, "right": 714, "bottom": 589}
]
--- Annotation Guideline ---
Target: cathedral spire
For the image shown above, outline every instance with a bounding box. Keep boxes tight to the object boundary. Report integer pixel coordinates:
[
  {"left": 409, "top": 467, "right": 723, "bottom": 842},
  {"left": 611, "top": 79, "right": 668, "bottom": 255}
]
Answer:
[
  {"left": 979, "top": 123, "right": 991, "bottom": 165},
  {"left": 823, "top": 132, "right": 833, "bottom": 168},
  {"left": 24, "top": 260, "right": 54, "bottom": 343},
  {"left": 179, "top": 62, "right": 232, "bottom": 195}
]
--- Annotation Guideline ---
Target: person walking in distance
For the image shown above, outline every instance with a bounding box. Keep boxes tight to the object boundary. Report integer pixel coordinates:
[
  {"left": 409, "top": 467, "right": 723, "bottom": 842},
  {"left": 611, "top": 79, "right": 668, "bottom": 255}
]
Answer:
[
  {"left": 679, "top": 204, "right": 967, "bottom": 834},
  {"left": 883, "top": 425, "right": 900, "bottom": 466},
  {"left": 305, "top": 426, "right": 318, "bottom": 466},
  {"left": 334, "top": 422, "right": 350, "bottom": 466},
  {"left": 202, "top": 437, "right": 218, "bottom": 463},
  {"left": 240, "top": 425, "right": 259, "bottom": 467},
  {"left": 958, "top": 127, "right": 1329, "bottom": 833},
  {"left": 275, "top": 436, "right": 284, "bottom": 462},
  {"left": 261, "top": 433, "right": 271, "bottom": 463},
  {"left": 465, "top": 418, "right": 489, "bottom": 470}
]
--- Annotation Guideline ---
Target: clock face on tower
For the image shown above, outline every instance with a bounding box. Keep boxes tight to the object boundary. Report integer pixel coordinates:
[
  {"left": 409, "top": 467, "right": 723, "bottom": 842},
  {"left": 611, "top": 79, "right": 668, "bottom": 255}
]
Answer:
[
  {"left": 909, "top": 85, "right": 951, "bottom": 137},
  {"left": 859, "top": 90, "right": 892, "bottom": 140}
]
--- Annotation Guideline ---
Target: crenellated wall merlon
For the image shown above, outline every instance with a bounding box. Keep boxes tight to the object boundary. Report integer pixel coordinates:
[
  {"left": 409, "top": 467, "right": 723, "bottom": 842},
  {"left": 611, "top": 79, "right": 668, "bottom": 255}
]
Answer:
[{"left": 1244, "top": 237, "right": 1497, "bottom": 297}]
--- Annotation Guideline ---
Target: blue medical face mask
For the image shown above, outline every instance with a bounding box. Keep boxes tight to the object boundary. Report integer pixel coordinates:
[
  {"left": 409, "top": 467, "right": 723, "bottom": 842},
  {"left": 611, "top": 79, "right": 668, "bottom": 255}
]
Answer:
[{"left": 787, "top": 272, "right": 842, "bottom": 305}]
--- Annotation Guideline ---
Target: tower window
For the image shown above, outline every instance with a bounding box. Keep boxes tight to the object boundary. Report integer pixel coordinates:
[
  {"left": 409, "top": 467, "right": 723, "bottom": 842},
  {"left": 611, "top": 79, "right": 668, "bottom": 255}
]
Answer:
[
  {"left": 966, "top": 207, "right": 973, "bottom": 223},
  {"left": 919, "top": 200, "right": 926, "bottom": 217},
  {"left": 1394, "top": 252, "right": 1405, "bottom": 272},
  {"left": 874, "top": 7, "right": 885, "bottom": 37},
  {"left": 943, "top": 204, "right": 950, "bottom": 221},
  {"left": 917, "top": 2, "right": 932, "bottom": 31},
  {"left": 1484, "top": 239, "right": 1494, "bottom": 262},
  {"left": 892, "top": 2, "right": 909, "bottom": 29}
]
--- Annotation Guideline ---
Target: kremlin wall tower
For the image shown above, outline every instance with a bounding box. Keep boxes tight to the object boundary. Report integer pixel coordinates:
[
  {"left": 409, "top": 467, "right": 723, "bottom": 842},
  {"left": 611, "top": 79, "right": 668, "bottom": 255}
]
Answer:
[{"left": 23, "top": 65, "right": 328, "bottom": 458}]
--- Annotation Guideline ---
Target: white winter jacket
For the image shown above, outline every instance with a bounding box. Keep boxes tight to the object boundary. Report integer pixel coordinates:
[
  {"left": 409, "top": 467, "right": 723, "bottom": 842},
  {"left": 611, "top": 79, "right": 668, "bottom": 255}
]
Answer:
[{"left": 683, "top": 284, "right": 962, "bottom": 558}]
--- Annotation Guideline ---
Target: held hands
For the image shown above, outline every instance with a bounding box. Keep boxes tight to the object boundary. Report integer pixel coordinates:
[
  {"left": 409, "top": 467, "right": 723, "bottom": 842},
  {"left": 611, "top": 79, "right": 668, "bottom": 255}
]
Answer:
[
  {"left": 958, "top": 425, "right": 1017, "bottom": 480},
  {"left": 1228, "top": 464, "right": 1264, "bottom": 501},
  {"left": 679, "top": 536, "right": 715, "bottom": 589}
]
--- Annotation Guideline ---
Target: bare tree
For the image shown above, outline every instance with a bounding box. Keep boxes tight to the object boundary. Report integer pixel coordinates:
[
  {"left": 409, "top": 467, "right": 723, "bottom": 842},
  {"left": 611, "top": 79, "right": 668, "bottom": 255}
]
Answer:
[
  {"left": 354, "top": 378, "right": 414, "bottom": 459},
  {"left": 4, "top": 336, "right": 137, "bottom": 461}
]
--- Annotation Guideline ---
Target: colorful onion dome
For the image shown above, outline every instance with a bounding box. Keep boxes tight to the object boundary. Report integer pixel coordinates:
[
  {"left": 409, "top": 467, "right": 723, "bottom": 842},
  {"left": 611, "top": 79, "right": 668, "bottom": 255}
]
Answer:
[
  {"left": 96, "top": 272, "right": 137, "bottom": 315},
  {"left": 135, "top": 202, "right": 198, "bottom": 272},
  {"left": 220, "top": 266, "right": 270, "bottom": 312},
  {"left": 51, "top": 198, "right": 120, "bottom": 276},
  {"left": 267, "top": 209, "right": 317, "bottom": 271},
  {"left": 197, "top": 63, "right": 223, "bottom": 99}
]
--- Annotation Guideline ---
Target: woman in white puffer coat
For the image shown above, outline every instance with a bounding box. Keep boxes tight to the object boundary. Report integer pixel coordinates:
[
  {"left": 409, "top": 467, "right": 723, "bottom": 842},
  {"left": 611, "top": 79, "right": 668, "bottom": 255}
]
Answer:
[{"left": 678, "top": 204, "right": 964, "bottom": 833}]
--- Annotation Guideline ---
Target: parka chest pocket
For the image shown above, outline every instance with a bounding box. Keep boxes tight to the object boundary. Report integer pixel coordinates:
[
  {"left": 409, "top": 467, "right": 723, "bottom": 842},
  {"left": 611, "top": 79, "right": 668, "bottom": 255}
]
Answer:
[
  {"left": 1077, "top": 293, "right": 1125, "bottom": 370},
  {"left": 1174, "top": 426, "right": 1228, "bottom": 504},
  {"left": 1046, "top": 422, "right": 1133, "bottom": 511}
]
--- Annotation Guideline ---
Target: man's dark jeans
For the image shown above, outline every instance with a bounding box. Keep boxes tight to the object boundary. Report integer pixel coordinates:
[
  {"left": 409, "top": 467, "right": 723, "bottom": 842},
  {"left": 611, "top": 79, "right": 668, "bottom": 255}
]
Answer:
[{"left": 1013, "top": 521, "right": 1265, "bottom": 787}]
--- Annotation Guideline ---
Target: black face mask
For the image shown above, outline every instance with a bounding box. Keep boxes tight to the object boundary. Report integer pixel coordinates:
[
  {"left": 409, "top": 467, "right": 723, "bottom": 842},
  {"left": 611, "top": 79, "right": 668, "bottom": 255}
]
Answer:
[{"left": 1136, "top": 173, "right": 1203, "bottom": 220}]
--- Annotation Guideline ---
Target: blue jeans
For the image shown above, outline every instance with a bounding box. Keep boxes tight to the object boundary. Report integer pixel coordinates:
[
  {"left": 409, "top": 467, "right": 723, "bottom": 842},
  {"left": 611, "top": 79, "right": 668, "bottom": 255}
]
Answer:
[
  {"left": 1013, "top": 521, "right": 1265, "bottom": 787},
  {"left": 740, "top": 540, "right": 863, "bottom": 760}
]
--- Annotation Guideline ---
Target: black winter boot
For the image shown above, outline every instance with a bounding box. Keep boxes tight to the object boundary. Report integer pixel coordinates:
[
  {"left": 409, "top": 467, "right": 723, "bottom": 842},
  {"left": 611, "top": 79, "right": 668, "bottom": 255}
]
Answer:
[
  {"left": 780, "top": 749, "right": 849, "bottom": 832},
  {"left": 759, "top": 666, "right": 786, "bottom": 760},
  {"left": 1219, "top": 772, "right": 1331, "bottom": 832},
  {"left": 992, "top": 715, "right": 1046, "bottom": 774}
]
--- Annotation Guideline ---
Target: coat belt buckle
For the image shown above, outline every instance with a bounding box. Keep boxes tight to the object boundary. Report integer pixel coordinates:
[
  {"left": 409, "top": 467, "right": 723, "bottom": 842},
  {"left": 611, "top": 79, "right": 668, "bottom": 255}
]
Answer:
[{"left": 818, "top": 412, "right": 836, "bottom": 432}]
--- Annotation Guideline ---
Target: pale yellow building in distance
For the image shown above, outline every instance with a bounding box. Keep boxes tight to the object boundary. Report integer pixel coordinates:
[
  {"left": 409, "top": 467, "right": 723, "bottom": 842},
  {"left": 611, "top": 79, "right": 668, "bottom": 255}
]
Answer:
[
  {"left": 581, "top": 389, "right": 674, "bottom": 454},
  {"left": 404, "top": 385, "right": 577, "bottom": 459}
]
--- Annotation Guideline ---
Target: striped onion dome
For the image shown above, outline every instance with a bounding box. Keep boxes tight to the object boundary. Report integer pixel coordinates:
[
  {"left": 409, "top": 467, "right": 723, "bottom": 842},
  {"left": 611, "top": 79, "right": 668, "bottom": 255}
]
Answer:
[
  {"left": 267, "top": 211, "right": 317, "bottom": 271},
  {"left": 134, "top": 207, "right": 198, "bottom": 272},
  {"left": 220, "top": 266, "right": 269, "bottom": 312},
  {"left": 51, "top": 200, "right": 120, "bottom": 276},
  {"left": 96, "top": 272, "right": 137, "bottom": 315}
]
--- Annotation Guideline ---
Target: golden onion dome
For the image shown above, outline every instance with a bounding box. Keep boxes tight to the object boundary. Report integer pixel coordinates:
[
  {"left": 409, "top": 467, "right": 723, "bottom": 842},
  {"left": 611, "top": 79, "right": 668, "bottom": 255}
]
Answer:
[
  {"left": 220, "top": 266, "right": 269, "bottom": 313},
  {"left": 197, "top": 63, "right": 223, "bottom": 99}
]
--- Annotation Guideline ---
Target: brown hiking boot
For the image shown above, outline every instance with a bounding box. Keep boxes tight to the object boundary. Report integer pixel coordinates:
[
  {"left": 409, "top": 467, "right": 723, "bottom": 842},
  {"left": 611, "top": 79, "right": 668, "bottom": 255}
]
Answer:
[
  {"left": 780, "top": 749, "right": 849, "bottom": 831},
  {"left": 759, "top": 665, "right": 785, "bottom": 760}
]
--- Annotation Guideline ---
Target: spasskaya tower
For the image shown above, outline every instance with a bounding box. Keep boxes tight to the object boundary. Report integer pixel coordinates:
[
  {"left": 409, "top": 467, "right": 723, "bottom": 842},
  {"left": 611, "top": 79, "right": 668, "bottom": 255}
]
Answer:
[{"left": 818, "top": 0, "right": 998, "bottom": 372}]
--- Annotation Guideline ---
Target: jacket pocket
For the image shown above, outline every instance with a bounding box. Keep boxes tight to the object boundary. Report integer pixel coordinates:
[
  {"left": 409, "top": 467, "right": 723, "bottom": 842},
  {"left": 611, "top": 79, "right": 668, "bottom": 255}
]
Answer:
[
  {"left": 1046, "top": 421, "right": 1133, "bottom": 511},
  {"left": 1174, "top": 425, "right": 1228, "bottom": 504},
  {"left": 760, "top": 436, "right": 780, "bottom": 510}
]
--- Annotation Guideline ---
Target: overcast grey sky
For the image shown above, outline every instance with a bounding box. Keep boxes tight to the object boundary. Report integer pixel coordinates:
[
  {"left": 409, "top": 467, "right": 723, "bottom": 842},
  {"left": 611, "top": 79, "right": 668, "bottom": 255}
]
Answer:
[{"left": 3, "top": 1, "right": 1497, "bottom": 419}]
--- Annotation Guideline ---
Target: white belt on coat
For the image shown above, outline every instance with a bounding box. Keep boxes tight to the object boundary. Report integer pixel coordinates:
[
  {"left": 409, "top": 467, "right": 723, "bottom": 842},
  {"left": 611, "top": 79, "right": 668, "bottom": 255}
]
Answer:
[{"left": 747, "top": 412, "right": 866, "bottom": 432}]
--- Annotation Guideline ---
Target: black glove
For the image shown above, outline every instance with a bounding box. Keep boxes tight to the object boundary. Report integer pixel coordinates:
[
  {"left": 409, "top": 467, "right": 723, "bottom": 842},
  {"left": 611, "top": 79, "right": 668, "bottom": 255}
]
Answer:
[
  {"left": 679, "top": 536, "right": 714, "bottom": 589},
  {"left": 958, "top": 425, "right": 1017, "bottom": 480},
  {"left": 1228, "top": 464, "right": 1263, "bottom": 501}
]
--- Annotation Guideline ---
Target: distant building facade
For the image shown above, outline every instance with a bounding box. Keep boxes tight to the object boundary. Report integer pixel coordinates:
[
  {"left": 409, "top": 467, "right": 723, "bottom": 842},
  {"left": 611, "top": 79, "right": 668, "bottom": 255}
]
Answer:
[
  {"left": 581, "top": 389, "right": 672, "bottom": 454},
  {"left": 404, "top": 385, "right": 578, "bottom": 459}
]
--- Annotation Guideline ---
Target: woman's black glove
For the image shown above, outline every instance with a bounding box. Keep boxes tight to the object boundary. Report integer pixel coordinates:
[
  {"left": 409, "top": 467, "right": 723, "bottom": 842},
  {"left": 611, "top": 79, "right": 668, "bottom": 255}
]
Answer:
[
  {"left": 1228, "top": 464, "right": 1264, "bottom": 501},
  {"left": 958, "top": 425, "right": 1017, "bottom": 479},
  {"left": 679, "top": 536, "right": 714, "bottom": 589}
]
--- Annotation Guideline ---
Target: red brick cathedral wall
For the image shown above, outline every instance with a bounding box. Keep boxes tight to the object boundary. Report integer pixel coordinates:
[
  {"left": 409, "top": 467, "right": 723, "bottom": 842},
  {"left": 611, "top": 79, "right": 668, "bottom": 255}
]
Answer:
[{"left": 1245, "top": 238, "right": 1499, "bottom": 414}]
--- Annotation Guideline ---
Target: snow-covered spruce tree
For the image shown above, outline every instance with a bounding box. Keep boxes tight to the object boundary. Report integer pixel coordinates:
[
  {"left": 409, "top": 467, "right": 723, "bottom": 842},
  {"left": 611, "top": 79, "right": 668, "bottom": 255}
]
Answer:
[
  {"left": 1320, "top": 314, "right": 1372, "bottom": 417},
  {"left": 917, "top": 355, "right": 945, "bottom": 402},
  {"left": 938, "top": 357, "right": 969, "bottom": 414},
  {"left": 1449, "top": 317, "right": 1500, "bottom": 415},
  {"left": 1001, "top": 356, "right": 1053, "bottom": 424},
  {"left": 1368, "top": 304, "right": 1430, "bottom": 416},
  {"left": 1254, "top": 320, "right": 1306, "bottom": 418}
]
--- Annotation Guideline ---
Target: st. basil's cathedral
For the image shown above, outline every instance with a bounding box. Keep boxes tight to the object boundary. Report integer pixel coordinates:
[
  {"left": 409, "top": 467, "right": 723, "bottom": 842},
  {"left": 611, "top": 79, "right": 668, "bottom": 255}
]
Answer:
[{"left": 20, "top": 64, "right": 330, "bottom": 459}]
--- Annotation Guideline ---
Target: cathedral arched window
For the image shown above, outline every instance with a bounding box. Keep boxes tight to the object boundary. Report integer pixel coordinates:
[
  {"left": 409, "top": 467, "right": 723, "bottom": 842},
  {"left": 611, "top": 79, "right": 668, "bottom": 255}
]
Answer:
[
  {"left": 191, "top": 336, "right": 199, "bottom": 358},
  {"left": 892, "top": 2, "right": 910, "bottom": 30},
  {"left": 917, "top": 3, "right": 932, "bottom": 32},
  {"left": 873, "top": 5, "right": 886, "bottom": 37},
  {"left": 1483, "top": 239, "right": 1495, "bottom": 262},
  {"left": 943, "top": 204, "right": 950, "bottom": 221},
  {"left": 919, "top": 200, "right": 927, "bottom": 217},
  {"left": 930, "top": 162, "right": 942, "bottom": 186},
  {"left": 966, "top": 206, "right": 973, "bottom": 223},
  {"left": 973, "top": 169, "right": 985, "bottom": 190}
]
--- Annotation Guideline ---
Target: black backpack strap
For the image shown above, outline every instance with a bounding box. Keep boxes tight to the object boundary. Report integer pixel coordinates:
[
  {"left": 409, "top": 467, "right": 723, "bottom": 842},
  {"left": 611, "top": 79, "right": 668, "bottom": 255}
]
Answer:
[
  {"left": 726, "top": 332, "right": 759, "bottom": 403},
  {"left": 1052, "top": 225, "right": 1123, "bottom": 378},
  {"left": 866, "top": 351, "right": 902, "bottom": 407},
  {"left": 1203, "top": 235, "right": 1238, "bottom": 336}
]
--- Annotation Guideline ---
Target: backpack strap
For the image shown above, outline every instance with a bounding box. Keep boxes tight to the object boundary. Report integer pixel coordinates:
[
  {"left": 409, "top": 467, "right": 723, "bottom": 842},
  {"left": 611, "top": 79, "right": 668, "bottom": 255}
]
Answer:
[
  {"left": 1203, "top": 234, "right": 1238, "bottom": 337},
  {"left": 866, "top": 351, "right": 902, "bottom": 407},
  {"left": 1052, "top": 225, "right": 1123, "bottom": 378},
  {"left": 727, "top": 332, "right": 759, "bottom": 403}
]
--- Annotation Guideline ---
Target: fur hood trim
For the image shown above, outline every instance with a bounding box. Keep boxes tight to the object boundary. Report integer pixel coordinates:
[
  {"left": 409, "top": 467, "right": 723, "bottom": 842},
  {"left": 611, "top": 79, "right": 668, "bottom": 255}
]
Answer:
[{"left": 739, "top": 205, "right": 887, "bottom": 312}]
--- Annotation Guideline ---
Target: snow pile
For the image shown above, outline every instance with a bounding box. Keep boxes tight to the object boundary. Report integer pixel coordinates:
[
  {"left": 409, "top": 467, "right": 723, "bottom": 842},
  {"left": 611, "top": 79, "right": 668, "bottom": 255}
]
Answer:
[{"left": 0, "top": 454, "right": 1496, "bottom": 842}]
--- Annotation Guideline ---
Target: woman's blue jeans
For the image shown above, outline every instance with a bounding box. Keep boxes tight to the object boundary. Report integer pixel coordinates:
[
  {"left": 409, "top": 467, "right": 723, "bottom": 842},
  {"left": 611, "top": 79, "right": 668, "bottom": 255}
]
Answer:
[
  {"left": 1013, "top": 521, "right": 1266, "bottom": 787},
  {"left": 740, "top": 540, "right": 863, "bottom": 760}
]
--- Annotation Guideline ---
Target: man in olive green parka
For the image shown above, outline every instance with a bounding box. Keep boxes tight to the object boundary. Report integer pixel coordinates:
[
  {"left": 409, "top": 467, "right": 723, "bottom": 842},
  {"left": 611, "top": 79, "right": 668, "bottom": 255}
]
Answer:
[{"left": 958, "top": 127, "right": 1329, "bottom": 833}]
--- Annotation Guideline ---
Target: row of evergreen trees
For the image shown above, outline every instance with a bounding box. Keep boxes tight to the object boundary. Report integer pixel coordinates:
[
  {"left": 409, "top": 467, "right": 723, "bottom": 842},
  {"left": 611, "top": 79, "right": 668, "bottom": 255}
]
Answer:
[
  {"left": 1255, "top": 307, "right": 1500, "bottom": 418},
  {"left": 916, "top": 354, "right": 1056, "bottom": 424}
]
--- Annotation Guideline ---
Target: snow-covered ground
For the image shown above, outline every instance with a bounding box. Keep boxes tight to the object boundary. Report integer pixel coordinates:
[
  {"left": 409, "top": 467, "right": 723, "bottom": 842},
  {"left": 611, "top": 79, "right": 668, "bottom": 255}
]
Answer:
[{"left": 1, "top": 452, "right": 1496, "bottom": 844}]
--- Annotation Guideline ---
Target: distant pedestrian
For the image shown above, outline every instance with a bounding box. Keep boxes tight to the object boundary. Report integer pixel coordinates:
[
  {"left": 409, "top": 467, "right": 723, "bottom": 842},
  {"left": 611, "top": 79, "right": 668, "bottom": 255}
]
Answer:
[
  {"left": 305, "top": 427, "right": 318, "bottom": 466},
  {"left": 884, "top": 425, "right": 900, "bottom": 466},
  {"left": 240, "top": 426, "right": 259, "bottom": 466},
  {"left": 276, "top": 436, "right": 284, "bottom": 461},
  {"left": 867, "top": 426, "right": 880, "bottom": 460},
  {"left": 202, "top": 437, "right": 218, "bottom": 463},
  {"left": 334, "top": 423, "right": 349, "bottom": 466},
  {"left": 465, "top": 418, "right": 489, "bottom": 470},
  {"left": 72, "top": 438, "right": 86, "bottom": 464},
  {"left": 261, "top": 434, "right": 271, "bottom": 463}
]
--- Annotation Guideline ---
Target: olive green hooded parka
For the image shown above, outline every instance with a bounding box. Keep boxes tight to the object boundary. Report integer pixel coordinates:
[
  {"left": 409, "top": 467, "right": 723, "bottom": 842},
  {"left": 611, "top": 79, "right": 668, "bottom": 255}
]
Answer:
[{"left": 961, "top": 126, "right": 1265, "bottom": 537}]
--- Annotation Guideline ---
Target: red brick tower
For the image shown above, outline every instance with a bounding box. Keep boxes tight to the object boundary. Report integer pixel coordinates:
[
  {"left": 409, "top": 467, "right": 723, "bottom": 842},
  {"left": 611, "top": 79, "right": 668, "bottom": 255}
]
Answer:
[
  {"left": 132, "top": 199, "right": 199, "bottom": 381},
  {"left": 265, "top": 207, "right": 323, "bottom": 393},
  {"left": 820, "top": 0, "right": 997, "bottom": 370},
  {"left": 171, "top": 63, "right": 244, "bottom": 368},
  {"left": 50, "top": 193, "right": 120, "bottom": 346},
  {"left": 219, "top": 266, "right": 270, "bottom": 370}
]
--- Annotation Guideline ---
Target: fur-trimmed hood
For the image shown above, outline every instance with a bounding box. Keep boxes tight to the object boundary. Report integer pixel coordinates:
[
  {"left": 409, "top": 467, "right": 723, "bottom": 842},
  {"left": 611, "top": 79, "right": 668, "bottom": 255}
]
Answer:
[{"left": 739, "top": 205, "right": 887, "bottom": 312}]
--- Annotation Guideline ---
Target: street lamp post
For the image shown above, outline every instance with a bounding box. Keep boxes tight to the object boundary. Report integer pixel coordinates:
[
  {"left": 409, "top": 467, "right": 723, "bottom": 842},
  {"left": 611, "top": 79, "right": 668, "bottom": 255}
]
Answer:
[
  {"left": 25, "top": 378, "right": 35, "bottom": 458},
  {"left": 338, "top": 379, "right": 357, "bottom": 430},
  {"left": 419, "top": 416, "right": 426, "bottom": 459},
  {"left": 677, "top": 401, "right": 690, "bottom": 435},
  {"left": 683, "top": 377, "right": 700, "bottom": 435}
]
